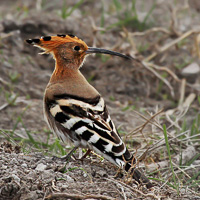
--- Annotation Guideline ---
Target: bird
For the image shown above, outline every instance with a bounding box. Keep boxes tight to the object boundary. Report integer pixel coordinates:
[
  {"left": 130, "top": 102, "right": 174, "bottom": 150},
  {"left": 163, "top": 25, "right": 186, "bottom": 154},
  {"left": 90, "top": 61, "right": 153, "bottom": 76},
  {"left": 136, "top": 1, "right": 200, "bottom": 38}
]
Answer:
[{"left": 26, "top": 34, "right": 152, "bottom": 188}]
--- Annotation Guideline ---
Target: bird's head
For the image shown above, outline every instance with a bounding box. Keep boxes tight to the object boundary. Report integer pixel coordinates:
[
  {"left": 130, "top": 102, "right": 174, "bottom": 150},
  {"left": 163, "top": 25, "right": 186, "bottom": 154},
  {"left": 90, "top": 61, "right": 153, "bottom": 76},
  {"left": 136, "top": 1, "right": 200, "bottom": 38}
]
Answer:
[{"left": 26, "top": 34, "right": 132, "bottom": 69}]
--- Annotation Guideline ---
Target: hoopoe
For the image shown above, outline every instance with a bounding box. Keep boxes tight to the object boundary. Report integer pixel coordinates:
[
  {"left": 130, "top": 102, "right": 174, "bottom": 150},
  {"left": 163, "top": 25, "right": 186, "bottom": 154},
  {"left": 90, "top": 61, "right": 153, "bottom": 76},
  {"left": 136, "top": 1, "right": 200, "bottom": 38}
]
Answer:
[{"left": 26, "top": 34, "right": 152, "bottom": 188}]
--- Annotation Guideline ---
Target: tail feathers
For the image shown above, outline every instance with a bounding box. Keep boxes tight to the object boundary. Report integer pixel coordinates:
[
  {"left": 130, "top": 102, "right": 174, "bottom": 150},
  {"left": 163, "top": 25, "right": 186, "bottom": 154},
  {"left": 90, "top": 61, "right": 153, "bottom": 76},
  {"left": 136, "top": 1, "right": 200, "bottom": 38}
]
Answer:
[{"left": 125, "top": 162, "right": 153, "bottom": 188}]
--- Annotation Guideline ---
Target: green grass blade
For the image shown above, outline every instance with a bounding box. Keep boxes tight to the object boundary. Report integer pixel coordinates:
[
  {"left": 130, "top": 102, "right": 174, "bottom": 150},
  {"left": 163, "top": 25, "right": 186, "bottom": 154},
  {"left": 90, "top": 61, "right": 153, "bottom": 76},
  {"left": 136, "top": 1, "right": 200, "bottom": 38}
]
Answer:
[
  {"left": 163, "top": 124, "right": 179, "bottom": 193},
  {"left": 142, "top": 0, "right": 156, "bottom": 24},
  {"left": 65, "top": 0, "right": 84, "bottom": 18},
  {"left": 113, "top": 0, "right": 122, "bottom": 13},
  {"left": 131, "top": 0, "right": 137, "bottom": 18},
  {"left": 186, "top": 171, "right": 200, "bottom": 184},
  {"left": 186, "top": 153, "right": 200, "bottom": 166}
]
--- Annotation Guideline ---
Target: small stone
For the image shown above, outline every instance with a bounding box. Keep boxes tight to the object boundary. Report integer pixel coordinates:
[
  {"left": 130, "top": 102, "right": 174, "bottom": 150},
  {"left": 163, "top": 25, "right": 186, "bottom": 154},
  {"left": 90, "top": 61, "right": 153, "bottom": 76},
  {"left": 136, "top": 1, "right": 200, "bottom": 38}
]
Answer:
[
  {"left": 27, "top": 171, "right": 37, "bottom": 180},
  {"left": 23, "top": 155, "right": 35, "bottom": 162},
  {"left": 98, "top": 170, "right": 108, "bottom": 177},
  {"left": 21, "top": 163, "right": 28, "bottom": 168},
  {"left": 181, "top": 62, "right": 200, "bottom": 83},
  {"left": 23, "top": 169, "right": 30, "bottom": 174},
  {"left": 35, "top": 163, "right": 47, "bottom": 171},
  {"left": 182, "top": 62, "right": 200, "bottom": 75},
  {"left": 10, "top": 158, "right": 18, "bottom": 165},
  {"left": 41, "top": 169, "right": 54, "bottom": 181},
  {"left": 12, "top": 174, "right": 20, "bottom": 184},
  {"left": 1, "top": 165, "right": 7, "bottom": 169},
  {"left": 83, "top": 172, "right": 87, "bottom": 178},
  {"left": 63, "top": 174, "right": 74, "bottom": 182},
  {"left": 2, "top": 61, "right": 12, "bottom": 68},
  {"left": 61, "top": 184, "right": 68, "bottom": 189}
]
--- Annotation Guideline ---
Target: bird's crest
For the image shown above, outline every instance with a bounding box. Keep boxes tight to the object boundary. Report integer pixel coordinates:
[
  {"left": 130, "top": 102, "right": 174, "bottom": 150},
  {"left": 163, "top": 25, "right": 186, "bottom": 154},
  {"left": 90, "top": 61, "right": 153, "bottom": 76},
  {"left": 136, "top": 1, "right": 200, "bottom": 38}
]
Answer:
[{"left": 26, "top": 34, "right": 88, "bottom": 54}]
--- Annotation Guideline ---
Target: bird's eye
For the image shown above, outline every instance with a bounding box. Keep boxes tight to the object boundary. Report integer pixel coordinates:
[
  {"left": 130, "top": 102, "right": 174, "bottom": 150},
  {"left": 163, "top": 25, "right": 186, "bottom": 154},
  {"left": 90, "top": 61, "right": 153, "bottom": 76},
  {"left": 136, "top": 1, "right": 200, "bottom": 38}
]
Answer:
[{"left": 74, "top": 46, "right": 80, "bottom": 51}]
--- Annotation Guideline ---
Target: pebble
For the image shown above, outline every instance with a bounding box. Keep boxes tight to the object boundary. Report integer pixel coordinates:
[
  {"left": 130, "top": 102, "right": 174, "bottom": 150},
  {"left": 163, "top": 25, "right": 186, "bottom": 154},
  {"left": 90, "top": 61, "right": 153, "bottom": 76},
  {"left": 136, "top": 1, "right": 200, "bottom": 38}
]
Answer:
[
  {"left": 41, "top": 169, "right": 54, "bottom": 182},
  {"left": 83, "top": 172, "right": 87, "bottom": 178},
  {"left": 98, "top": 170, "right": 108, "bottom": 177},
  {"left": 181, "top": 62, "right": 200, "bottom": 83},
  {"left": 12, "top": 174, "right": 20, "bottom": 184},
  {"left": 35, "top": 163, "right": 47, "bottom": 171},
  {"left": 21, "top": 163, "right": 28, "bottom": 168},
  {"left": 1, "top": 165, "right": 7, "bottom": 169},
  {"left": 61, "top": 184, "right": 68, "bottom": 189},
  {"left": 182, "top": 62, "right": 200, "bottom": 75},
  {"left": 3, "top": 60, "right": 12, "bottom": 68},
  {"left": 10, "top": 158, "right": 18, "bottom": 165},
  {"left": 63, "top": 174, "right": 74, "bottom": 182}
]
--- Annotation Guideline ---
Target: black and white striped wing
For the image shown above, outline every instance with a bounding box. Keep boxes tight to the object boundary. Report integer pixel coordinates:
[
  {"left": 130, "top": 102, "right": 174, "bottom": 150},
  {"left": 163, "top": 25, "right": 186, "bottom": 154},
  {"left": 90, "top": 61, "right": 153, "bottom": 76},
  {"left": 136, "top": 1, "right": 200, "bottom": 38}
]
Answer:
[{"left": 48, "top": 94, "right": 131, "bottom": 167}]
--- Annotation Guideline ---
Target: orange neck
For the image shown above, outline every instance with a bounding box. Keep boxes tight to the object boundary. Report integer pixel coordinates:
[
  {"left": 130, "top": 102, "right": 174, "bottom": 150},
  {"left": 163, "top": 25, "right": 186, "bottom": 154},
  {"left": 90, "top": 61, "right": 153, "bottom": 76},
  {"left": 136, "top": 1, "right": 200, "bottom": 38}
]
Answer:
[{"left": 50, "top": 62, "right": 79, "bottom": 83}]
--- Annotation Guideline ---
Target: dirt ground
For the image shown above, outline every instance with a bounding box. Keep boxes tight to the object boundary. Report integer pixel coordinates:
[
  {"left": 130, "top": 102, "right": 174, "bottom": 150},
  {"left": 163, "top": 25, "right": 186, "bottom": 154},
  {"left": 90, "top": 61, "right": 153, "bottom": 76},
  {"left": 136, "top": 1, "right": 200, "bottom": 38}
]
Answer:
[{"left": 0, "top": 0, "right": 200, "bottom": 199}]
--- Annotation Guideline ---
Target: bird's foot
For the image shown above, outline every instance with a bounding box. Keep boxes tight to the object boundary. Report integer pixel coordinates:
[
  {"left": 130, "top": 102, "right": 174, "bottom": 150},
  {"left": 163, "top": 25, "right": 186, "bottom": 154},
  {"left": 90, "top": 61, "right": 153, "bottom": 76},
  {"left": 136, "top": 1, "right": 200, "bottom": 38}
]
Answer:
[
  {"left": 70, "top": 149, "right": 92, "bottom": 163},
  {"left": 52, "top": 146, "right": 78, "bottom": 162}
]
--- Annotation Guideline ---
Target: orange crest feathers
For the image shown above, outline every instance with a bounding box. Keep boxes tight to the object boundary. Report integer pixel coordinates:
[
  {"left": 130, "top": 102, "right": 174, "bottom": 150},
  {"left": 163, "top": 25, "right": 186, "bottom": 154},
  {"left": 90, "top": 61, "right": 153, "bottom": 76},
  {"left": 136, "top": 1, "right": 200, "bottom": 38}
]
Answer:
[{"left": 26, "top": 34, "right": 88, "bottom": 54}]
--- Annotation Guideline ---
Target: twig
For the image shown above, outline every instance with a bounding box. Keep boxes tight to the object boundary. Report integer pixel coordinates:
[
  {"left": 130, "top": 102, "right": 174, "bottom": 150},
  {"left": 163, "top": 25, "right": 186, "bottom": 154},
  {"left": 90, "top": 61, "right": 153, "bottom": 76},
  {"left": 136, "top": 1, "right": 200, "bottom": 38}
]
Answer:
[
  {"left": 89, "top": 16, "right": 105, "bottom": 48},
  {"left": 168, "top": 3, "right": 181, "bottom": 36},
  {"left": 139, "top": 109, "right": 163, "bottom": 134},
  {"left": 0, "top": 103, "right": 9, "bottom": 111},
  {"left": 105, "top": 178, "right": 161, "bottom": 199},
  {"left": 147, "top": 130, "right": 189, "bottom": 154},
  {"left": 121, "top": 27, "right": 139, "bottom": 53},
  {"left": 129, "top": 109, "right": 164, "bottom": 136},
  {"left": 179, "top": 79, "right": 186, "bottom": 107},
  {"left": 145, "top": 62, "right": 200, "bottom": 92},
  {"left": 0, "top": 129, "right": 19, "bottom": 146},
  {"left": 141, "top": 61, "right": 175, "bottom": 97},
  {"left": 0, "top": 31, "right": 20, "bottom": 39},
  {"left": 180, "top": 133, "right": 200, "bottom": 141},
  {"left": 147, "top": 63, "right": 180, "bottom": 82},
  {"left": 120, "top": 184, "right": 127, "bottom": 200},
  {"left": 145, "top": 29, "right": 200, "bottom": 62},
  {"left": 0, "top": 77, "right": 10, "bottom": 85},
  {"left": 51, "top": 180, "right": 60, "bottom": 192},
  {"left": 165, "top": 93, "right": 196, "bottom": 130},
  {"left": 45, "top": 192, "right": 115, "bottom": 200},
  {"left": 127, "top": 27, "right": 171, "bottom": 37},
  {"left": 187, "top": 188, "right": 200, "bottom": 197},
  {"left": 172, "top": 162, "right": 191, "bottom": 179},
  {"left": 195, "top": 33, "right": 200, "bottom": 58},
  {"left": 146, "top": 146, "right": 196, "bottom": 172}
]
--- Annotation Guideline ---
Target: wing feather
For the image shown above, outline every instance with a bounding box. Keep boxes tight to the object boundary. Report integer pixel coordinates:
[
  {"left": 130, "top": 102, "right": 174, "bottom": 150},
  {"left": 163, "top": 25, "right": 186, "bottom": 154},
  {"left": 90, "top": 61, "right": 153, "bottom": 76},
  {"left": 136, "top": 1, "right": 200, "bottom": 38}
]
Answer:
[
  {"left": 47, "top": 94, "right": 131, "bottom": 166},
  {"left": 56, "top": 98, "right": 122, "bottom": 145}
]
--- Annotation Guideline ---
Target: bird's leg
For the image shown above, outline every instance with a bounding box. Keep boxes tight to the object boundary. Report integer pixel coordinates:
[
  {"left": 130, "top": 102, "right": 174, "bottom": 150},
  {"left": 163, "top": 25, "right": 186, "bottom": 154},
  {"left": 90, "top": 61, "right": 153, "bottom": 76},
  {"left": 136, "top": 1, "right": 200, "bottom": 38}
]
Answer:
[
  {"left": 52, "top": 146, "right": 79, "bottom": 162},
  {"left": 60, "top": 146, "right": 79, "bottom": 162},
  {"left": 80, "top": 149, "right": 91, "bottom": 160},
  {"left": 72, "top": 149, "right": 92, "bottom": 161}
]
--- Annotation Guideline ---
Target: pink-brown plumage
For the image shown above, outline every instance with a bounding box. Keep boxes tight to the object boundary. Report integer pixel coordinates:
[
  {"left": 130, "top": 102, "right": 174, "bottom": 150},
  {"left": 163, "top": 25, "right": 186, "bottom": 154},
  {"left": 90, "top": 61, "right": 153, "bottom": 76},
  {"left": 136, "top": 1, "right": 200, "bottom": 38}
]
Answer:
[{"left": 26, "top": 34, "right": 152, "bottom": 188}]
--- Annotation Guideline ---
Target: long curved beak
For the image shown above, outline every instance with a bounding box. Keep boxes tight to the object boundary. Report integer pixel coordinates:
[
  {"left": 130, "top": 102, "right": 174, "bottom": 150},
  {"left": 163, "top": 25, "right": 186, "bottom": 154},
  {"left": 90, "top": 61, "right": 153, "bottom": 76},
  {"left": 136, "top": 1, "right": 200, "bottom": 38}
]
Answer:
[{"left": 86, "top": 47, "right": 132, "bottom": 60}]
